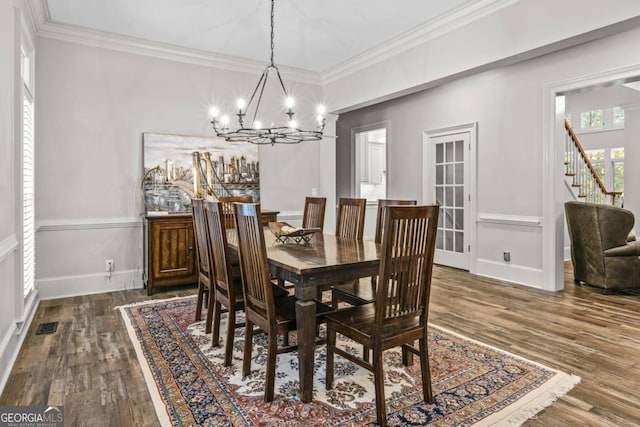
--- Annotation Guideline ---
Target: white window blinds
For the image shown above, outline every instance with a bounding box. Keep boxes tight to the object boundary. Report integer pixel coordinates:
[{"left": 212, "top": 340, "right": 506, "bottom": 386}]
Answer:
[{"left": 22, "top": 47, "right": 35, "bottom": 297}]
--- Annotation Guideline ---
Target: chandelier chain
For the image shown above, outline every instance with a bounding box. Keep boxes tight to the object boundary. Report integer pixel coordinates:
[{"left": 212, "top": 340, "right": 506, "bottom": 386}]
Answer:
[{"left": 270, "top": 0, "right": 275, "bottom": 67}]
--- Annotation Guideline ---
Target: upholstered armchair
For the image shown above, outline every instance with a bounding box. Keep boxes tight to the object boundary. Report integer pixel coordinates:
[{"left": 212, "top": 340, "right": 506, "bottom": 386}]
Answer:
[{"left": 565, "top": 201, "right": 640, "bottom": 291}]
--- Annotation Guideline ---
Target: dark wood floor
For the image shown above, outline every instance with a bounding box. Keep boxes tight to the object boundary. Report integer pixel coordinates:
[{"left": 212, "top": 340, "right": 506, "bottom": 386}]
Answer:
[{"left": 2, "top": 265, "right": 640, "bottom": 426}]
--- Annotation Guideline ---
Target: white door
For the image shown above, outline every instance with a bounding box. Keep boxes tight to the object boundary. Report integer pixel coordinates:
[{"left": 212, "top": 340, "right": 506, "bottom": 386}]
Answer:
[{"left": 423, "top": 128, "right": 474, "bottom": 270}]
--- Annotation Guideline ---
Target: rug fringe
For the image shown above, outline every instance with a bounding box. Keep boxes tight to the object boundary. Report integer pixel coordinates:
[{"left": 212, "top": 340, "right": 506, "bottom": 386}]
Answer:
[{"left": 114, "top": 294, "right": 196, "bottom": 311}]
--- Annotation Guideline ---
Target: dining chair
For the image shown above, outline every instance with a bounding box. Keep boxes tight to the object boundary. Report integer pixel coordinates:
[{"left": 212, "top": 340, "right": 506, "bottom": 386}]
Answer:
[
  {"left": 219, "top": 195, "right": 253, "bottom": 229},
  {"left": 332, "top": 199, "right": 417, "bottom": 308},
  {"left": 302, "top": 196, "right": 327, "bottom": 230},
  {"left": 206, "top": 201, "right": 289, "bottom": 366},
  {"left": 315, "top": 197, "right": 367, "bottom": 300},
  {"left": 325, "top": 204, "right": 439, "bottom": 427},
  {"left": 204, "top": 201, "right": 246, "bottom": 366},
  {"left": 191, "top": 198, "right": 214, "bottom": 334},
  {"left": 233, "top": 202, "right": 332, "bottom": 402},
  {"left": 335, "top": 197, "right": 367, "bottom": 239}
]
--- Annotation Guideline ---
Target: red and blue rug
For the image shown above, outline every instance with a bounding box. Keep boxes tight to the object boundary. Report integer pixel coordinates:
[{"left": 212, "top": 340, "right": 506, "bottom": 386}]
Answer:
[{"left": 118, "top": 296, "right": 579, "bottom": 426}]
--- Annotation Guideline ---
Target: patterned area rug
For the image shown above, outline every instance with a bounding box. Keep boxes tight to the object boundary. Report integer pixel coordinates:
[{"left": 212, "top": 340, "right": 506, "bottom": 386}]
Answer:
[{"left": 118, "top": 296, "right": 579, "bottom": 426}]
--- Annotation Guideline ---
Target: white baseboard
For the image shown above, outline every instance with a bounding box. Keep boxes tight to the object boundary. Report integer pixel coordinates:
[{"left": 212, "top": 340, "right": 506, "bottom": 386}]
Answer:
[
  {"left": 0, "top": 293, "right": 39, "bottom": 395},
  {"left": 475, "top": 258, "right": 546, "bottom": 290},
  {"left": 38, "top": 269, "right": 144, "bottom": 300}
]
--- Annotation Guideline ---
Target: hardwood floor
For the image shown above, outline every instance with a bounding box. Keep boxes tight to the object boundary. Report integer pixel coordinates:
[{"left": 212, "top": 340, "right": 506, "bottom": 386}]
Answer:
[{"left": 2, "top": 266, "right": 640, "bottom": 426}]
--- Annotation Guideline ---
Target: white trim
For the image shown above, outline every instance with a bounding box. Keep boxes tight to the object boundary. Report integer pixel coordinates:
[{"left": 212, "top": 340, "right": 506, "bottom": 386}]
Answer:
[
  {"left": 322, "top": 0, "right": 518, "bottom": 84},
  {"left": 276, "top": 211, "right": 303, "bottom": 222},
  {"left": 0, "top": 235, "right": 19, "bottom": 263},
  {"left": 475, "top": 259, "right": 545, "bottom": 290},
  {"left": 0, "top": 292, "right": 38, "bottom": 395},
  {"left": 34, "top": 20, "right": 321, "bottom": 86},
  {"left": 543, "top": 64, "right": 640, "bottom": 293},
  {"left": 477, "top": 213, "right": 542, "bottom": 227},
  {"left": 37, "top": 217, "right": 142, "bottom": 232},
  {"left": 38, "top": 269, "right": 144, "bottom": 300}
]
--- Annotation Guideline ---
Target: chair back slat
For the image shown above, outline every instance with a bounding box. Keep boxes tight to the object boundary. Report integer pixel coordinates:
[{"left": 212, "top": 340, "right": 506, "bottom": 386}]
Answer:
[
  {"left": 219, "top": 195, "right": 253, "bottom": 229},
  {"left": 204, "top": 201, "right": 234, "bottom": 296},
  {"left": 376, "top": 205, "right": 439, "bottom": 322},
  {"left": 336, "top": 198, "right": 367, "bottom": 240},
  {"left": 191, "top": 198, "right": 210, "bottom": 274},
  {"left": 375, "top": 199, "right": 417, "bottom": 244},
  {"left": 234, "top": 203, "right": 274, "bottom": 318},
  {"left": 302, "top": 197, "right": 327, "bottom": 230}
]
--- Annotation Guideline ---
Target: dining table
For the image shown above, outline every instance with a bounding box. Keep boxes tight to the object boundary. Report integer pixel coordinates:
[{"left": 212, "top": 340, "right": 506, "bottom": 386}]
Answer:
[{"left": 227, "top": 228, "right": 380, "bottom": 403}]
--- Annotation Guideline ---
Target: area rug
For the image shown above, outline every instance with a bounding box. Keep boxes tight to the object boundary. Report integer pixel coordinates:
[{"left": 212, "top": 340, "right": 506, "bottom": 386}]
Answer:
[{"left": 117, "top": 296, "right": 579, "bottom": 426}]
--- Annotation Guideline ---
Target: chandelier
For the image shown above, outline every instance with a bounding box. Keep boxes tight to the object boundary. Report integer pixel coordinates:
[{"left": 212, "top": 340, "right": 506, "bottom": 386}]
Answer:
[{"left": 209, "top": 0, "right": 326, "bottom": 145}]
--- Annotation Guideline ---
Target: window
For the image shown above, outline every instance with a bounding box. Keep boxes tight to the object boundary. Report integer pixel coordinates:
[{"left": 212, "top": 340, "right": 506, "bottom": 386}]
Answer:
[
  {"left": 580, "top": 110, "right": 603, "bottom": 129},
  {"left": 585, "top": 149, "right": 605, "bottom": 182},
  {"left": 21, "top": 28, "right": 35, "bottom": 297},
  {"left": 612, "top": 147, "right": 624, "bottom": 193},
  {"left": 613, "top": 106, "right": 625, "bottom": 127},
  {"left": 355, "top": 128, "right": 386, "bottom": 201}
]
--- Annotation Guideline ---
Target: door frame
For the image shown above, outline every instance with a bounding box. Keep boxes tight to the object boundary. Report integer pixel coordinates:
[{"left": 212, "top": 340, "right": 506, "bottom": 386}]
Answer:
[
  {"left": 542, "top": 64, "right": 640, "bottom": 291},
  {"left": 422, "top": 122, "right": 477, "bottom": 274},
  {"left": 350, "top": 121, "right": 390, "bottom": 199}
]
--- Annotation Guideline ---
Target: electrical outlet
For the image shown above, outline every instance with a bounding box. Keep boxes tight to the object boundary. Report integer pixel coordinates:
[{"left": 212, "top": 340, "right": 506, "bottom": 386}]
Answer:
[
  {"left": 105, "top": 259, "right": 114, "bottom": 272},
  {"left": 503, "top": 252, "right": 511, "bottom": 263}
]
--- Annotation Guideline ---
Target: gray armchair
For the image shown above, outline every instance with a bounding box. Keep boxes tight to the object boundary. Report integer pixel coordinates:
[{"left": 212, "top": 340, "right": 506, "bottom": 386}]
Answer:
[{"left": 565, "top": 201, "right": 640, "bottom": 291}]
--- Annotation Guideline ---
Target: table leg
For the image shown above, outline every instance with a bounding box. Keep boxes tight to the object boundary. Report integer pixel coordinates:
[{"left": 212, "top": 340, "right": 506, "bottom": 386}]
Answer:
[{"left": 295, "top": 299, "right": 316, "bottom": 403}]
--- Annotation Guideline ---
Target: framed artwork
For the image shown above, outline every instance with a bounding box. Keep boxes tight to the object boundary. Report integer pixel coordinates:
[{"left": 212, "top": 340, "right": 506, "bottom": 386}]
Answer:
[{"left": 142, "top": 133, "right": 260, "bottom": 213}]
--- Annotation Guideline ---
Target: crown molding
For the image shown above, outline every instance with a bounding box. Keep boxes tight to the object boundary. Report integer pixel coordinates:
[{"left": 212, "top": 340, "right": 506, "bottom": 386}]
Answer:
[
  {"left": 32, "top": 1, "right": 321, "bottom": 86},
  {"left": 321, "top": 0, "right": 519, "bottom": 85}
]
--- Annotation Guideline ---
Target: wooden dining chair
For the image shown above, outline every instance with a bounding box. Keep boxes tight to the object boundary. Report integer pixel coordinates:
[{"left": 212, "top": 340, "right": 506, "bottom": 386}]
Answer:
[
  {"left": 219, "top": 195, "right": 253, "bottom": 229},
  {"left": 233, "top": 202, "right": 332, "bottom": 402},
  {"left": 314, "top": 197, "right": 367, "bottom": 299},
  {"left": 335, "top": 197, "right": 366, "bottom": 239},
  {"left": 332, "top": 199, "right": 417, "bottom": 308},
  {"left": 191, "top": 198, "right": 214, "bottom": 334},
  {"left": 206, "top": 201, "right": 288, "bottom": 366},
  {"left": 302, "top": 196, "right": 327, "bottom": 230},
  {"left": 204, "top": 201, "right": 246, "bottom": 366},
  {"left": 325, "top": 205, "right": 439, "bottom": 427}
]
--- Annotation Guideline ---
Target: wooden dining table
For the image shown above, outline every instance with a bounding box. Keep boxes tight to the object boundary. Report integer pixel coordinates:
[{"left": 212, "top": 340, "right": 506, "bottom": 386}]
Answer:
[{"left": 227, "top": 229, "right": 380, "bottom": 403}]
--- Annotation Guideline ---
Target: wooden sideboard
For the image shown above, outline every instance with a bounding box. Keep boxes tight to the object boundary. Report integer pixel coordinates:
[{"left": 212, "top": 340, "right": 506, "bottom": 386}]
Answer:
[{"left": 144, "top": 209, "right": 279, "bottom": 295}]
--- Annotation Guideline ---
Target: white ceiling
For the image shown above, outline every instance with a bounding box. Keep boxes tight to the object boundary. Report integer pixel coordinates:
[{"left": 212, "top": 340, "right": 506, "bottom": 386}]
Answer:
[{"left": 46, "top": 0, "right": 472, "bottom": 73}]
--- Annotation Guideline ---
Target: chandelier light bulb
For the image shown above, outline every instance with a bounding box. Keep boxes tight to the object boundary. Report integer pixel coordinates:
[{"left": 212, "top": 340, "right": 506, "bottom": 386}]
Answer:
[
  {"left": 221, "top": 115, "right": 230, "bottom": 126},
  {"left": 316, "top": 104, "right": 326, "bottom": 115},
  {"left": 289, "top": 119, "right": 298, "bottom": 129},
  {"left": 209, "top": 106, "right": 219, "bottom": 118},
  {"left": 285, "top": 97, "right": 295, "bottom": 109},
  {"left": 254, "top": 121, "right": 262, "bottom": 129},
  {"left": 236, "top": 98, "right": 246, "bottom": 111}
]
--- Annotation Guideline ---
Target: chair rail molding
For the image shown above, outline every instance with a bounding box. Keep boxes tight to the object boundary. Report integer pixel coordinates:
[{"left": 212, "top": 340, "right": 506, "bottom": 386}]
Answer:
[
  {"left": 37, "top": 217, "right": 142, "bottom": 232},
  {"left": 477, "top": 213, "right": 542, "bottom": 227},
  {"left": 0, "top": 235, "right": 18, "bottom": 263}
]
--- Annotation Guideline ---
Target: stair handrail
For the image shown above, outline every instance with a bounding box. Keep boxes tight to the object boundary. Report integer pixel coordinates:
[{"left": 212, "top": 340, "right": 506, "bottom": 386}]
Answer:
[{"left": 564, "top": 118, "right": 622, "bottom": 206}]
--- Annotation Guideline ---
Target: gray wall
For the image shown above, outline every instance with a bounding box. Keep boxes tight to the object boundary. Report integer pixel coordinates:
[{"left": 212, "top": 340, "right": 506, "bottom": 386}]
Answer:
[
  {"left": 35, "top": 38, "right": 324, "bottom": 298},
  {"left": 337, "top": 24, "right": 640, "bottom": 288}
]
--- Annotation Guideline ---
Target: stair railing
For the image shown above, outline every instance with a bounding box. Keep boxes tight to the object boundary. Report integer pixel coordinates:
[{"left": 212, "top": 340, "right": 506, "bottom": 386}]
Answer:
[{"left": 564, "top": 119, "right": 622, "bottom": 207}]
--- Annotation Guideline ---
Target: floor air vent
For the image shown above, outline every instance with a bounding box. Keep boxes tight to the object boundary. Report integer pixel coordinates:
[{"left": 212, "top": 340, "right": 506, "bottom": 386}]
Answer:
[{"left": 35, "top": 321, "right": 59, "bottom": 335}]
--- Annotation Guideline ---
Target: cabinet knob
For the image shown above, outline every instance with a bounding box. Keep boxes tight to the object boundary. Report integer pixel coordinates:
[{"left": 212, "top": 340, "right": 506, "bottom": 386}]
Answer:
[{"left": 188, "top": 246, "right": 193, "bottom": 251}]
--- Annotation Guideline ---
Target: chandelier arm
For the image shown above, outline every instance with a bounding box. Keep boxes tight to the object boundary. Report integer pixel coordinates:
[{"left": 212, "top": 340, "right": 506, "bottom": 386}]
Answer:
[
  {"left": 273, "top": 66, "right": 289, "bottom": 97},
  {"left": 245, "top": 67, "right": 269, "bottom": 118},
  {"left": 251, "top": 69, "right": 270, "bottom": 126}
]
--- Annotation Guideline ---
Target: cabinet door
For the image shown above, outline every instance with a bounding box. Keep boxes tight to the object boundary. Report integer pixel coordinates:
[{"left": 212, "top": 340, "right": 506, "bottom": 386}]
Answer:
[{"left": 151, "top": 220, "right": 195, "bottom": 280}]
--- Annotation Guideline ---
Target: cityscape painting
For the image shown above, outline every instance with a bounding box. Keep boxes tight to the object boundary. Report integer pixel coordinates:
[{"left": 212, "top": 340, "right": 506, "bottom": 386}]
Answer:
[{"left": 142, "top": 132, "right": 260, "bottom": 213}]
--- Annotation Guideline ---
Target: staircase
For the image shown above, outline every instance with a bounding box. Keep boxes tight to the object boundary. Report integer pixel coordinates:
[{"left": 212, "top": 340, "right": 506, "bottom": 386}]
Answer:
[{"left": 564, "top": 119, "right": 623, "bottom": 207}]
